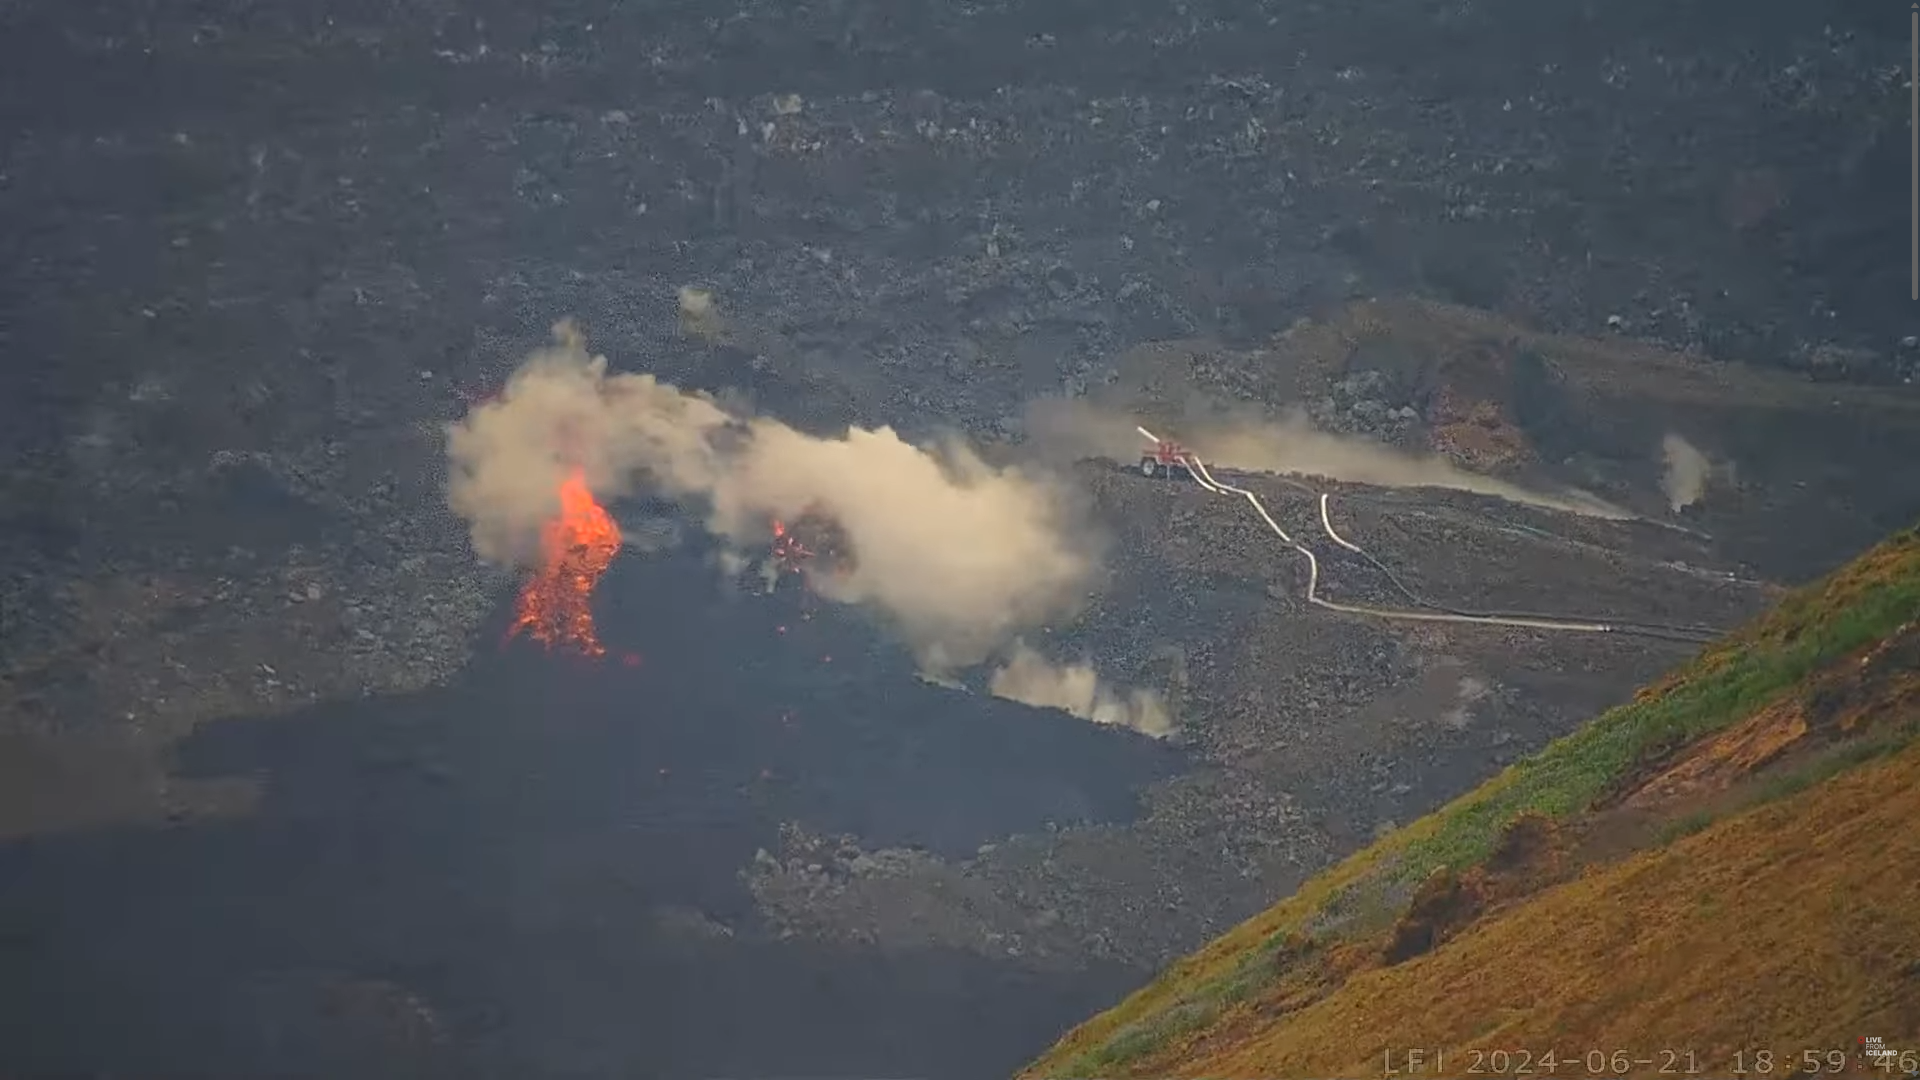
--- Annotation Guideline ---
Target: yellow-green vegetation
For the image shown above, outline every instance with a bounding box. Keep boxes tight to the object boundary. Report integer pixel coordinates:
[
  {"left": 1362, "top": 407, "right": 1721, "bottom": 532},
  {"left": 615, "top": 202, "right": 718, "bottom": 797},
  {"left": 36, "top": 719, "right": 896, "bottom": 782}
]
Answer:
[{"left": 1024, "top": 524, "right": 1920, "bottom": 1080}]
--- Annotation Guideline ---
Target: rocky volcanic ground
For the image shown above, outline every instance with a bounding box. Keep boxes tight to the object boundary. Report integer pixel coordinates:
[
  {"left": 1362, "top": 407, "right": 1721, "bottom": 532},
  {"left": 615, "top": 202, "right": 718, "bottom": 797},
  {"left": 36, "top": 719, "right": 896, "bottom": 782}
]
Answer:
[{"left": 2, "top": 0, "right": 1917, "bottom": 1077}]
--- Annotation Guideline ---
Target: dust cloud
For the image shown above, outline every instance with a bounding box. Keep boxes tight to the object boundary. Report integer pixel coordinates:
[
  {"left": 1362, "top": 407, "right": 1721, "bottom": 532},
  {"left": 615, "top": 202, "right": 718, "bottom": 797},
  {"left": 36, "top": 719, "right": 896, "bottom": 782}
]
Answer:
[
  {"left": 988, "top": 641, "right": 1174, "bottom": 739},
  {"left": 1660, "top": 433, "right": 1713, "bottom": 513},
  {"left": 447, "top": 322, "right": 1098, "bottom": 669},
  {"left": 1022, "top": 396, "right": 1631, "bottom": 518}
]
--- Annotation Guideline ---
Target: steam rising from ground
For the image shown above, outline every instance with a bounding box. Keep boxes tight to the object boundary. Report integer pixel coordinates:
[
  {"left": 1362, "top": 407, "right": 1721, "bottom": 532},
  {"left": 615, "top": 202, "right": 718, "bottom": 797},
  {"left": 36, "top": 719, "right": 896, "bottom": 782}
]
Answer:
[
  {"left": 1661, "top": 433, "right": 1714, "bottom": 513},
  {"left": 1023, "top": 397, "right": 1630, "bottom": 518},
  {"left": 447, "top": 322, "right": 1095, "bottom": 668},
  {"left": 989, "top": 642, "right": 1174, "bottom": 739}
]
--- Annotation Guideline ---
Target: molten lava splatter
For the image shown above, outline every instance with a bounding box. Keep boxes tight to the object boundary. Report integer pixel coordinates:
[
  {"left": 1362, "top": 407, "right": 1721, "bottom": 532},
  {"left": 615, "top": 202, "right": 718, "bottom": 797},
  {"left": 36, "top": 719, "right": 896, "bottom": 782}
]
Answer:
[
  {"left": 507, "top": 468, "right": 622, "bottom": 657},
  {"left": 764, "top": 515, "right": 838, "bottom": 653},
  {"left": 769, "top": 518, "right": 814, "bottom": 575}
]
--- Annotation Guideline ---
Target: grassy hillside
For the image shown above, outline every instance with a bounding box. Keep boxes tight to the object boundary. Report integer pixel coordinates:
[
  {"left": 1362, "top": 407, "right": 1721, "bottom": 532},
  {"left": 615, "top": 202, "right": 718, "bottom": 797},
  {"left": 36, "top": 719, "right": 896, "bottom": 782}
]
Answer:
[{"left": 1024, "top": 524, "right": 1920, "bottom": 1079}]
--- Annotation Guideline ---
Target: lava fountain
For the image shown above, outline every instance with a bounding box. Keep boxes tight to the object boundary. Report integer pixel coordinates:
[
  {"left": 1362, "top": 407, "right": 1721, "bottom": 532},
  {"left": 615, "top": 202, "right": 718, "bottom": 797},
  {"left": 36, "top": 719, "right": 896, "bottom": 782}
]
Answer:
[{"left": 506, "top": 468, "right": 623, "bottom": 657}]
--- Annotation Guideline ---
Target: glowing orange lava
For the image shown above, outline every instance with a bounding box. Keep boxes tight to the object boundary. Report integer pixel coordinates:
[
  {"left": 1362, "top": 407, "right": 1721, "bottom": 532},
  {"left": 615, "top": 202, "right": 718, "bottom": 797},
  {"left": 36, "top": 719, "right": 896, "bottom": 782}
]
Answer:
[
  {"left": 507, "top": 468, "right": 622, "bottom": 657},
  {"left": 770, "top": 517, "right": 815, "bottom": 574}
]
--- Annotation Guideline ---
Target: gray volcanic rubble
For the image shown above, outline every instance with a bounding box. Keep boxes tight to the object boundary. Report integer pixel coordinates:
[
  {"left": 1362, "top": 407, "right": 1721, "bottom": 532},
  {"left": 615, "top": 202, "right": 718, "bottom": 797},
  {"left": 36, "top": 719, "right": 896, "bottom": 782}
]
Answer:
[
  {"left": 2, "top": 0, "right": 1918, "bottom": 1076},
  {"left": 733, "top": 454, "right": 1778, "bottom": 973}
]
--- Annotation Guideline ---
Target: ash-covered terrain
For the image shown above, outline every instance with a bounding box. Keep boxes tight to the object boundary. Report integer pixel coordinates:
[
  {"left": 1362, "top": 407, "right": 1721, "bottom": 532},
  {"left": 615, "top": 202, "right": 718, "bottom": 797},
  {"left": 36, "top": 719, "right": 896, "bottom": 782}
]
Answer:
[{"left": 2, "top": 0, "right": 1918, "bottom": 1077}]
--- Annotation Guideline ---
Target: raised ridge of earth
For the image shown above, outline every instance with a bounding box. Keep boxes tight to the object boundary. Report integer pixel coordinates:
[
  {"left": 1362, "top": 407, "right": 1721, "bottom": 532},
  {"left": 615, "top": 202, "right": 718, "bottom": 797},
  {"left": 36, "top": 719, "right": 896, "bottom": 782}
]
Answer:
[{"left": 1024, "top": 521, "right": 1920, "bottom": 1078}]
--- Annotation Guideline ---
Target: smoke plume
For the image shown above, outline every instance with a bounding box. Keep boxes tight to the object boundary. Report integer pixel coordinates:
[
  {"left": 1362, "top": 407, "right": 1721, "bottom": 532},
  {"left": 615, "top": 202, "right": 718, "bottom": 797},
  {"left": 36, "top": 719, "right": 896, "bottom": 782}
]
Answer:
[
  {"left": 1660, "top": 433, "right": 1713, "bottom": 513},
  {"left": 988, "top": 641, "right": 1174, "bottom": 739},
  {"left": 1023, "top": 396, "right": 1630, "bottom": 518},
  {"left": 447, "top": 322, "right": 1097, "bottom": 668}
]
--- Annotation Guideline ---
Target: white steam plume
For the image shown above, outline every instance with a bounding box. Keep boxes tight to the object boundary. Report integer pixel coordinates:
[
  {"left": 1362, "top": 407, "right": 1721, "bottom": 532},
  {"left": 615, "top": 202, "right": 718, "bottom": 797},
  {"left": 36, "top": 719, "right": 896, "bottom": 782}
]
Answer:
[
  {"left": 1660, "top": 433, "right": 1714, "bottom": 513},
  {"left": 989, "top": 641, "right": 1174, "bottom": 739},
  {"left": 1023, "top": 396, "right": 1630, "bottom": 518},
  {"left": 447, "top": 322, "right": 1098, "bottom": 668}
]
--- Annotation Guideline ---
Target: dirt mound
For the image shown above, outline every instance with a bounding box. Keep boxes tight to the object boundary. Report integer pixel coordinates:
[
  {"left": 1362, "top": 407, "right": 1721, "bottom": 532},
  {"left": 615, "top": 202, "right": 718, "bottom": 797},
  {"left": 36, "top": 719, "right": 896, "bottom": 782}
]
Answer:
[{"left": 1024, "top": 522, "right": 1920, "bottom": 1080}]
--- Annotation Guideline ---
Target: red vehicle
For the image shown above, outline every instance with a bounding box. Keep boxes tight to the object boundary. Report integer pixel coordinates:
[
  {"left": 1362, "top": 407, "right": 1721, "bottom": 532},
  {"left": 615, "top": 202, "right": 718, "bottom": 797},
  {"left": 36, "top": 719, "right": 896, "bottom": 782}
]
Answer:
[{"left": 1137, "top": 428, "right": 1196, "bottom": 480}]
